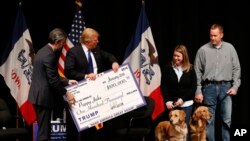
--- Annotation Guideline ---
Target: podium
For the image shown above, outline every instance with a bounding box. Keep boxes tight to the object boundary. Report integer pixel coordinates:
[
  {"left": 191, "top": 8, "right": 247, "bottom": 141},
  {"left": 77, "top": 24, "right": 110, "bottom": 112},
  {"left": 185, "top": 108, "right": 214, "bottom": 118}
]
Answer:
[{"left": 33, "top": 120, "right": 66, "bottom": 141}]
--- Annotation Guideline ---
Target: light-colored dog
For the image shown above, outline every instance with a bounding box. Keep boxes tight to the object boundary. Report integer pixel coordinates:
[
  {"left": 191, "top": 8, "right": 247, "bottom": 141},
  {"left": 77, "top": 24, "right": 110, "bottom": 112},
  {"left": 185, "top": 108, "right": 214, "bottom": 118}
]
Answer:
[
  {"left": 155, "top": 109, "right": 188, "bottom": 141},
  {"left": 189, "top": 106, "right": 211, "bottom": 141}
]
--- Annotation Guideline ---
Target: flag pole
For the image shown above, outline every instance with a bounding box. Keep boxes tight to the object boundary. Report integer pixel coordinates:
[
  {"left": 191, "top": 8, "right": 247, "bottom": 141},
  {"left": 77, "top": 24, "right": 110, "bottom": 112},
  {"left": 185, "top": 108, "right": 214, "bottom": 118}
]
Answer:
[{"left": 16, "top": 1, "right": 22, "bottom": 128}]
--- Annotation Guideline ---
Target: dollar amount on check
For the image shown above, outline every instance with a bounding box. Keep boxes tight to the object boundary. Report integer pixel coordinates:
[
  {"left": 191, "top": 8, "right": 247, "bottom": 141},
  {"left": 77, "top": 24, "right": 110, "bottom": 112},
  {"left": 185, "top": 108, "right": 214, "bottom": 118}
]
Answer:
[{"left": 64, "top": 64, "right": 146, "bottom": 132}]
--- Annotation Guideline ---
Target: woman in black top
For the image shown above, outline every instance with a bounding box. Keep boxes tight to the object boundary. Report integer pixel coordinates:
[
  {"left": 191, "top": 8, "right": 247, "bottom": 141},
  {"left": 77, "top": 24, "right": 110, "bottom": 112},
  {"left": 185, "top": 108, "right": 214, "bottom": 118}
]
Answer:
[{"left": 161, "top": 44, "right": 197, "bottom": 140}]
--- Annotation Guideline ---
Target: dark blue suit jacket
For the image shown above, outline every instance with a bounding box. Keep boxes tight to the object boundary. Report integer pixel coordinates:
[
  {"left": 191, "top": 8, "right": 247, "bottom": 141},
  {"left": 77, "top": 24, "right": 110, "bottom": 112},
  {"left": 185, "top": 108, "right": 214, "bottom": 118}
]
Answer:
[{"left": 64, "top": 45, "right": 118, "bottom": 81}]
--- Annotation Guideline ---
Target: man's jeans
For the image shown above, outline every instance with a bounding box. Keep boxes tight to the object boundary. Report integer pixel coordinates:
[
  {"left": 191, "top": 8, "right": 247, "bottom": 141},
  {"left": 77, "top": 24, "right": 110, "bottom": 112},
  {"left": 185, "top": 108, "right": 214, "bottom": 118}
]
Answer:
[{"left": 202, "top": 82, "right": 232, "bottom": 141}]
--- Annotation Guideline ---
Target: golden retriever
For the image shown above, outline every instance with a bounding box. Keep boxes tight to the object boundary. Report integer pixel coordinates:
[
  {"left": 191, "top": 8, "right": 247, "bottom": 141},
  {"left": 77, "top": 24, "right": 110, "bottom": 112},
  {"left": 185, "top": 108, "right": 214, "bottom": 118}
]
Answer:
[
  {"left": 155, "top": 109, "right": 188, "bottom": 141},
  {"left": 189, "top": 106, "right": 211, "bottom": 141}
]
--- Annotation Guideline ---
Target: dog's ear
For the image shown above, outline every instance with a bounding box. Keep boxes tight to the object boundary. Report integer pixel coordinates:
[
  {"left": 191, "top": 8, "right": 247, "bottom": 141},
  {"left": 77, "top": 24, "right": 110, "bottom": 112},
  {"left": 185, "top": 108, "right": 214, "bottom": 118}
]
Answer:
[
  {"left": 179, "top": 110, "right": 186, "bottom": 122},
  {"left": 193, "top": 106, "right": 202, "bottom": 121},
  {"left": 204, "top": 106, "right": 211, "bottom": 120},
  {"left": 169, "top": 110, "right": 173, "bottom": 118},
  {"left": 192, "top": 110, "right": 198, "bottom": 121}
]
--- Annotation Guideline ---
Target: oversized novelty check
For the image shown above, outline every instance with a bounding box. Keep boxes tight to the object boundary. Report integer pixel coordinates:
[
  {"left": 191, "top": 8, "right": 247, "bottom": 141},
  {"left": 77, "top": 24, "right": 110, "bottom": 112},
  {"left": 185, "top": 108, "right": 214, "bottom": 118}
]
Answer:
[{"left": 64, "top": 64, "right": 146, "bottom": 132}]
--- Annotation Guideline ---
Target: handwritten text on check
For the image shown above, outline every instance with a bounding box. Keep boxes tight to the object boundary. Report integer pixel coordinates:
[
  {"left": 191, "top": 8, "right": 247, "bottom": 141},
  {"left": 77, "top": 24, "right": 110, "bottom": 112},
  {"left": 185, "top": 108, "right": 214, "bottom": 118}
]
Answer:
[{"left": 65, "top": 64, "right": 146, "bottom": 132}]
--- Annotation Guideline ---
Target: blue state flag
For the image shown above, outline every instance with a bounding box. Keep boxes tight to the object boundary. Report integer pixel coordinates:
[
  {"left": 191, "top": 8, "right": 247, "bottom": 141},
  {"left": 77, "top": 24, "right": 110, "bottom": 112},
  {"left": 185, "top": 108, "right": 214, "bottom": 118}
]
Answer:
[
  {"left": 123, "top": 3, "right": 165, "bottom": 120},
  {"left": 0, "top": 3, "right": 36, "bottom": 125}
]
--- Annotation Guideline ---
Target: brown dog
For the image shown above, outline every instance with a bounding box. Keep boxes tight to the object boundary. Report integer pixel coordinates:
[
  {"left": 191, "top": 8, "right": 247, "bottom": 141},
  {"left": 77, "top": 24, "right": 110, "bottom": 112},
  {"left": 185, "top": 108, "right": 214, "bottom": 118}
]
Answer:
[
  {"left": 189, "top": 106, "right": 211, "bottom": 141},
  {"left": 155, "top": 109, "right": 188, "bottom": 141}
]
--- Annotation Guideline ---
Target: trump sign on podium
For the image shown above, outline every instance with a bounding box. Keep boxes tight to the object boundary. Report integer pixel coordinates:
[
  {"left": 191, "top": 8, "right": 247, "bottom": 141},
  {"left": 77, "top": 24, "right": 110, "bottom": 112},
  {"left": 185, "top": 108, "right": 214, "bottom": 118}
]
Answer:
[{"left": 64, "top": 63, "right": 146, "bottom": 132}]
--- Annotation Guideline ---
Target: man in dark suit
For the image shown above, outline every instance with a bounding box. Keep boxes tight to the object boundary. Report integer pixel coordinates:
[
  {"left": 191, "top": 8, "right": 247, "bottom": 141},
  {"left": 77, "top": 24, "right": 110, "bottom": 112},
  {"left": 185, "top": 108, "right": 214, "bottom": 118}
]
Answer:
[
  {"left": 64, "top": 28, "right": 120, "bottom": 141},
  {"left": 28, "top": 28, "right": 77, "bottom": 141},
  {"left": 65, "top": 28, "right": 119, "bottom": 81}
]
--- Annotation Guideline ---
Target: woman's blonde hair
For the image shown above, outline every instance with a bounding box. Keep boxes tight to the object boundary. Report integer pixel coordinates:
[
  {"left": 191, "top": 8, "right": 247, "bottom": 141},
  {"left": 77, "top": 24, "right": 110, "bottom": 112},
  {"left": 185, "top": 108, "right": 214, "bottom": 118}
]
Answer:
[{"left": 173, "top": 44, "right": 192, "bottom": 72}]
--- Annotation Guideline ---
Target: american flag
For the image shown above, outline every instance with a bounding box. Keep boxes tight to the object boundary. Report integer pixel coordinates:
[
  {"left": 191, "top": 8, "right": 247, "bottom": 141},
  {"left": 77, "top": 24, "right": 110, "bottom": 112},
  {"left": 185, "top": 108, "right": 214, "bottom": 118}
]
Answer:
[{"left": 58, "top": 5, "right": 85, "bottom": 77}]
